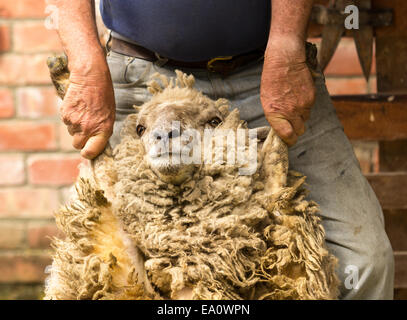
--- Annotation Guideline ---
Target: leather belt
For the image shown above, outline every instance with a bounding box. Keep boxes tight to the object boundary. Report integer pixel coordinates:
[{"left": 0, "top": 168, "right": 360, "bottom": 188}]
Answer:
[{"left": 110, "top": 37, "right": 265, "bottom": 76}]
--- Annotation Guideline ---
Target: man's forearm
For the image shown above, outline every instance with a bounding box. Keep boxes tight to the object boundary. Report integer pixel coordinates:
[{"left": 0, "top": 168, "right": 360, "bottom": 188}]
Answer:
[
  {"left": 270, "top": 0, "right": 313, "bottom": 42},
  {"left": 48, "top": 0, "right": 106, "bottom": 74}
]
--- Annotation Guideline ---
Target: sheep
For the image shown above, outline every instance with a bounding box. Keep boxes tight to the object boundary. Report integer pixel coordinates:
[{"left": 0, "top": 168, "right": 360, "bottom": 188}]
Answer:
[{"left": 44, "top": 55, "right": 339, "bottom": 300}]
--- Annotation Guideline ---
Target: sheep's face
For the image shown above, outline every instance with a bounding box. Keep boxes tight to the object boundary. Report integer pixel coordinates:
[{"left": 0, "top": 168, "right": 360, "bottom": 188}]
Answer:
[{"left": 134, "top": 95, "right": 227, "bottom": 184}]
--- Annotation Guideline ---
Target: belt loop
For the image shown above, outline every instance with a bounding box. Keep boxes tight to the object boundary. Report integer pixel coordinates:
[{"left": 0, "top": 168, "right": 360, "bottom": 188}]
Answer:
[
  {"left": 154, "top": 52, "right": 169, "bottom": 67},
  {"left": 105, "top": 31, "right": 113, "bottom": 56}
]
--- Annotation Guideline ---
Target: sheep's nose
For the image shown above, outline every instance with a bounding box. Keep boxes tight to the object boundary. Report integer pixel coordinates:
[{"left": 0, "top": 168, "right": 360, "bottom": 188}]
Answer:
[
  {"left": 153, "top": 128, "right": 180, "bottom": 141},
  {"left": 168, "top": 128, "right": 180, "bottom": 139}
]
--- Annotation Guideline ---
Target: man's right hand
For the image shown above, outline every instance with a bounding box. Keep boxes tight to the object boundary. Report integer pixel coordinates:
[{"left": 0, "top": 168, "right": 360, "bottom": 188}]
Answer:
[
  {"left": 61, "top": 58, "right": 115, "bottom": 160},
  {"left": 48, "top": 0, "right": 115, "bottom": 159}
]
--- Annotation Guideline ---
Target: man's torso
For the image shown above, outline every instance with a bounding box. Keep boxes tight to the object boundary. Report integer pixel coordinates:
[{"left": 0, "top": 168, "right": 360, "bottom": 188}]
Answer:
[{"left": 100, "top": 0, "right": 271, "bottom": 62}]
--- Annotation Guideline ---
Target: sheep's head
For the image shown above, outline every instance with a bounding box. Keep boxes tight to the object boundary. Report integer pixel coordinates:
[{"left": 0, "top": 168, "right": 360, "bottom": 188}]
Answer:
[{"left": 122, "top": 71, "right": 232, "bottom": 185}]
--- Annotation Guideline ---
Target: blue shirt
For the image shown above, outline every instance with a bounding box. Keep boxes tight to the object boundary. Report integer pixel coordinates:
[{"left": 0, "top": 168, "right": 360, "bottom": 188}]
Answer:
[{"left": 100, "top": 0, "right": 270, "bottom": 62}]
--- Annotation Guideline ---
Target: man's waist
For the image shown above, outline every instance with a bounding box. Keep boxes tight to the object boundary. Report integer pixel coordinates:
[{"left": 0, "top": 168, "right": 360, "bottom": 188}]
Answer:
[{"left": 110, "top": 37, "right": 265, "bottom": 76}]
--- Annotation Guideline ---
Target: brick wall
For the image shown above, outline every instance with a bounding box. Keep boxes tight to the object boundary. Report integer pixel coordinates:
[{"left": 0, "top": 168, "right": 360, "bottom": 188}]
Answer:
[
  {"left": 0, "top": 1, "right": 378, "bottom": 299},
  {"left": 0, "top": 0, "right": 81, "bottom": 299}
]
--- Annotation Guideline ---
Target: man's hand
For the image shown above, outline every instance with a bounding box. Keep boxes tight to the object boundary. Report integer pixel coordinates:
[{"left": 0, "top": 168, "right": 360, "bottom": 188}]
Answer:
[
  {"left": 262, "top": 0, "right": 315, "bottom": 146},
  {"left": 48, "top": 0, "right": 115, "bottom": 159},
  {"left": 62, "top": 60, "right": 115, "bottom": 159},
  {"left": 261, "top": 37, "right": 316, "bottom": 146}
]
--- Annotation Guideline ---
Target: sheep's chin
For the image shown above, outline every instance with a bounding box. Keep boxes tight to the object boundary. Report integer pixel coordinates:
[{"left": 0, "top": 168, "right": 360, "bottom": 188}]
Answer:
[{"left": 150, "top": 160, "right": 196, "bottom": 185}]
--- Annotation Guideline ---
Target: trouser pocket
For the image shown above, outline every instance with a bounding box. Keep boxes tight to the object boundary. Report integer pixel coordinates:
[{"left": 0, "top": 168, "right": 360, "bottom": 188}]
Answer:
[
  {"left": 107, "top": 50, "right": 152, "bottom": 86},
  {"left": 107, "top": 51, "right": 153, "bottom": 118}
]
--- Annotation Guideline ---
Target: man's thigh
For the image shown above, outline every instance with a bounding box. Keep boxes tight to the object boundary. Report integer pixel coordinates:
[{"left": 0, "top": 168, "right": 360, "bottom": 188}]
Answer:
[
  {"left": 288, "top": 86, "right": 393, "bottom": 298},
  {"left": 219, "top": 63, "right": 394, "bottom": 299}
]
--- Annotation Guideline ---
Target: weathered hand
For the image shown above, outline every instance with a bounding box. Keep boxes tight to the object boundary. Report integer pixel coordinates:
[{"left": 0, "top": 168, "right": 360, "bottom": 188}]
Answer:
[
  {"left": 260, "top": 37, "right": 316, "bottom": 146},
  {"left": 61, "top": 65, "right": 115, "bottom": 159}
]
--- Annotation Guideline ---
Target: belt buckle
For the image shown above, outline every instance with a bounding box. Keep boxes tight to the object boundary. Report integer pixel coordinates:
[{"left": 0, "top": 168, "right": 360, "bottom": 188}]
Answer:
[{"left": 207, "top": 56, "right": 234, "bottom": 72}]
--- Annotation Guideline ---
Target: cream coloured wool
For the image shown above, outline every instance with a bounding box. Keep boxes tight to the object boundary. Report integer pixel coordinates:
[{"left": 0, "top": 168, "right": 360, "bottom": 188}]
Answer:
[{"left": 44, "top": 68, "right": 339, "bottom": 300}]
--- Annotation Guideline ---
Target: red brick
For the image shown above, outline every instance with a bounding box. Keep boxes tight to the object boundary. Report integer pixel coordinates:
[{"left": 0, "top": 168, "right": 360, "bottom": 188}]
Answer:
[
  {"left": 0, "top": 155, "right": 25, "bottom": 185},
  {"left": 27, "top": 221, "right": 60, "bottom": 249},
  {"left": 0, "top": 53, "right": 52, "bottom": 85},
  {"left": 0, "top": 0, "right": 47, "bottom": 18},
  {"left": 0, "top": 221, "right": 25, "bottom": 249},
  {"left": 0, "top": 253, "right": 51, "bottom": 283},
  {"left": 17, "top": 87, "right": 60, "bottom": 118},
  {"left": 325, "top": 38, "right": 376, "bottom": 76},
  {"left": 0, "top": 188, "right": 59, "bottom": 218},
  {"left": 0, "top": 88, "right": 14, "bottom": 118},
  {"left": 13, "top": 22, "right": 62, "bottom": 52},
  {"left": 325, "top": 77, "right": 369, "bottom": 95},
  {"left": 28, "top": 154, "right": 82, "bottom": 186},
  {"left": 0, "top": 122, "right": 56, "bottom": 151},
  {"left": 0, "top": 23, "right": 10, "bottom": 52},
  {"left": 308, "top": 37, "right": 376, "bottom": 77}
]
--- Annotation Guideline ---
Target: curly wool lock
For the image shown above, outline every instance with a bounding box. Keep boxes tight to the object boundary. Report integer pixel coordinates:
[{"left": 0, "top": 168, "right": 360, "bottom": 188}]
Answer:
[{"left": 44, "top": 69, "right": 339, "bottom": 300}]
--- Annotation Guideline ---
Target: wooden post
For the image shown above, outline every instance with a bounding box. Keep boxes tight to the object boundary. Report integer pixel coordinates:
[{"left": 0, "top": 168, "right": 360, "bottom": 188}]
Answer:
[
  {"left": 373, "top": 0, "right": 407, "bottom": 299},
  {"left": 308, "top": 0, "right": 407, "bottom": 298}
]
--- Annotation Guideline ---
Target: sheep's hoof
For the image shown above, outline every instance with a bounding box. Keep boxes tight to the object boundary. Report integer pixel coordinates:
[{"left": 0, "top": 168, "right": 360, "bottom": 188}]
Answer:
[
  {"left": 47, "top": 54, "right": 70, "bottom": 99},
  {"left": 47, "top": 54, "right": 68, "bottom": 75}
]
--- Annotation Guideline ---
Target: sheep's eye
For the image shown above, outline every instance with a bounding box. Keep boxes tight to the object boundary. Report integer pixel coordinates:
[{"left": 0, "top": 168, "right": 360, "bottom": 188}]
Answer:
[
  {"left": 208, "top": 117, "right": 222, "bottom": 127},
  {"left": 136, "top": 125, "right": 146, "bottom": 137}
]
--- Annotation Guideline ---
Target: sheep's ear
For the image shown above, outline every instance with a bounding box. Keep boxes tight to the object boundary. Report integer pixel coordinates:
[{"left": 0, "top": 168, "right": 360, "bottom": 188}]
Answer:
[
  {"left": 215, "top": 98, "right": 230, "bottom": 118},
  {"left": 254, "top": 126, "right": 271, "bottom": 150},
  {"left": 218, "top": 108, "right": 241, "bottom": 130},
  {"left": 133, "top": 105, "right": 142, "bottom": 113},
  {"left": 256, "top": 126, "right": 271, "bottom": 142}
]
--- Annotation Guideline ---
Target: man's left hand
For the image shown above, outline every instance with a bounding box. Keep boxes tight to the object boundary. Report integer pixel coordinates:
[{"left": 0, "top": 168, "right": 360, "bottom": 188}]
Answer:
[{"left": 261, "top": 36, "right": 316, "bottom": 146}]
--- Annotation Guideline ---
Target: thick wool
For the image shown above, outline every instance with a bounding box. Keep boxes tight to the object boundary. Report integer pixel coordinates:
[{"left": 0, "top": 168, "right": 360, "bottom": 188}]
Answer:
[{"left": 45, "top": 70, "right": 339, "bottom": 300}]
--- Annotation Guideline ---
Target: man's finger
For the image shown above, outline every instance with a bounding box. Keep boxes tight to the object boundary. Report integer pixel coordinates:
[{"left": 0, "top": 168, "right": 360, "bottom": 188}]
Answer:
[
  {"left": 67, "top": 124, "right": 82, "bottom": 136},
  {"left": 290, "top": 117, "right": 306, "bottom": 137},
  {"left": 61, "top": 113, "right": 72, "bottom": 126},
  {"left": 72, "top": 133, "right": 88, "bottom": 150},
  {"left": 67, "top": 126, "right": 75, "bottom": 136},
  {"left": 80, "top": 134, "right": 110, "bottom": 159},
  {"left": 265, "top": 114, "right": 298, "bottom": 146}
]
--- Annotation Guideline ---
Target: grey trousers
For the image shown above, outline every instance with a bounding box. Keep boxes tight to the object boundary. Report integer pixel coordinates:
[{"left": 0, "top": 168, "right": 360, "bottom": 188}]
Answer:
[{"left": 107, "top": 49, "right": 394, "bottom": 299}]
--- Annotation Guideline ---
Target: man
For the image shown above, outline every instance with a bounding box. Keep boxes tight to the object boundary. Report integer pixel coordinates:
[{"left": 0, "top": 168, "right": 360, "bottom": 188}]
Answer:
[{"left": 49, "top": 0, "right": 394, "bottom": 299}]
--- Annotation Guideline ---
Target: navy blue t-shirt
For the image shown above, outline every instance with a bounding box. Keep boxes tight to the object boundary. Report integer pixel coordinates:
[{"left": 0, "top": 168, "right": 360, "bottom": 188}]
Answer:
[{"left": 100, "top": 0, "right": 270, "bottom": 62}]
